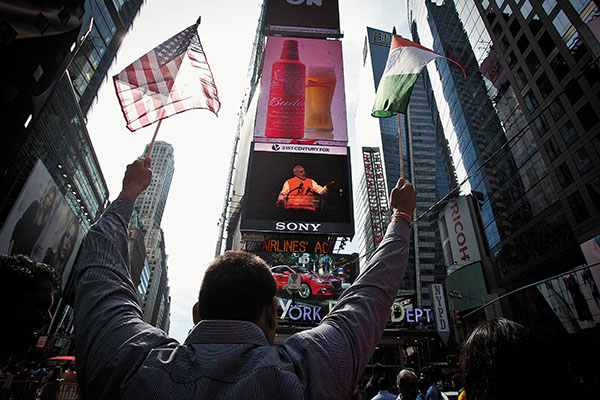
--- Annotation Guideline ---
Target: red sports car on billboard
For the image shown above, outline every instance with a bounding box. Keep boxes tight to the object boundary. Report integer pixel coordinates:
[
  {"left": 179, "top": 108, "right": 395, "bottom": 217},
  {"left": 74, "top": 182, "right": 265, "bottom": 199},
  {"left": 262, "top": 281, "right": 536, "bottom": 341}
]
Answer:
[{"left": 270, "top": 265, "right": 342, "bottom": 299}]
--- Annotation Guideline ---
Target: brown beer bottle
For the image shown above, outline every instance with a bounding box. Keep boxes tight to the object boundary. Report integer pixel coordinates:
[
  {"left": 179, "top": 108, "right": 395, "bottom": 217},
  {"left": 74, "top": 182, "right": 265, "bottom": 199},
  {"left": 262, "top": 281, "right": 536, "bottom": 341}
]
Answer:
[{"left": 265, "top": 40, "right": 306, "bottom": 138}]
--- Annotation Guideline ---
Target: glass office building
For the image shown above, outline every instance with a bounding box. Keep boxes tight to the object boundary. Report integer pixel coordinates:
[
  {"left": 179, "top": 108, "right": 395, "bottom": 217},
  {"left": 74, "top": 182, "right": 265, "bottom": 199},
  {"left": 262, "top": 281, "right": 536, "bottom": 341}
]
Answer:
[
  {"left": 354, "top": 27, "right": 451, "bottom": 310},
  {"left": 407, "top": 0, "right": 600, "bottom": 375}
]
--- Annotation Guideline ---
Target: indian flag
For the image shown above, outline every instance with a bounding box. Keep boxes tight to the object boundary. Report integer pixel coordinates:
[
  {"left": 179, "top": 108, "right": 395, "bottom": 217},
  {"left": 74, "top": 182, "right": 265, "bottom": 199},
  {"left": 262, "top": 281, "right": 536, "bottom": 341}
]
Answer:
[{"left": 372, "top": 35, "right": 465, "bottom": 118}]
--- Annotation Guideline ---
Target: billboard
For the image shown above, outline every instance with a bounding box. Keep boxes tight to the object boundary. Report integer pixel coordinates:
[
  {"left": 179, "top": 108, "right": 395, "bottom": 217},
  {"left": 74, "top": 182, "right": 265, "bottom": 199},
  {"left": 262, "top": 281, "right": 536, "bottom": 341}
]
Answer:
[
  {"left": 439, "top": 196, "right": 481, "bottom": 265},
  {"left": 264, "top": 0, "right": 340, "bottom": 36},
  {"left": 0, "top": 160, "right": 84, "bottom": 289},
  {"left": 536, "top": 264, "right": 600, "bottom": 333},
  {"left": 240, "top": 142, "right": 354, "bottom": 236},
  {"left": 255, "top": 36, "right": 347, "bottom": 146}
]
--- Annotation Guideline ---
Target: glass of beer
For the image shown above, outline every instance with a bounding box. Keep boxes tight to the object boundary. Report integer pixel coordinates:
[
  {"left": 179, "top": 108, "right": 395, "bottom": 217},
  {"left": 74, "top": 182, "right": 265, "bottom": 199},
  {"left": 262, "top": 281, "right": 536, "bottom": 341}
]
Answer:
[{"left": 304, "top": 66, "right": 336, "bottom": 140}]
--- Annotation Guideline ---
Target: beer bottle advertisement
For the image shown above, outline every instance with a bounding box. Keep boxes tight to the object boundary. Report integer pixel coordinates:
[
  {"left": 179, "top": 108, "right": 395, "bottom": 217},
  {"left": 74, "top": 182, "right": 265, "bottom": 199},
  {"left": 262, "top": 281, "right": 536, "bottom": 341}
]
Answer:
[{"left": 255, "top": 36, "right": 348, "bottom": 146}]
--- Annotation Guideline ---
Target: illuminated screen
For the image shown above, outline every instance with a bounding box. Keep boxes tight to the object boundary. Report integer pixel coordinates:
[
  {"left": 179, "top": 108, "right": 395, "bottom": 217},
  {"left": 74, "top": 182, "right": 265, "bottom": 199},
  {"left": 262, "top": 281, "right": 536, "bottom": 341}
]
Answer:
[{"left": 240, "top": 142, "right": 354, "bottom": 236}]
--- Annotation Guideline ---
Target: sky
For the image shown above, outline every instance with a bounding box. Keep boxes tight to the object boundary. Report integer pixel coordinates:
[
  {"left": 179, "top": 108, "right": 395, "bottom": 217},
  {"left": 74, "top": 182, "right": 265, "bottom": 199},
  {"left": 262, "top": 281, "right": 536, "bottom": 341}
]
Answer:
[{"left": 85, "top": 0, "right": 410, "bottom": 342}]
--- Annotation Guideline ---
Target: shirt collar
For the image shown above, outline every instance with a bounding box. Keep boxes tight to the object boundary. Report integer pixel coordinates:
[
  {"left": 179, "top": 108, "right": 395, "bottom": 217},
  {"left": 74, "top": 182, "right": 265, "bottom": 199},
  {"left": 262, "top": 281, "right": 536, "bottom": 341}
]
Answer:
[{"left": 184, "top": 320, "right": 269, "bottom": 346}]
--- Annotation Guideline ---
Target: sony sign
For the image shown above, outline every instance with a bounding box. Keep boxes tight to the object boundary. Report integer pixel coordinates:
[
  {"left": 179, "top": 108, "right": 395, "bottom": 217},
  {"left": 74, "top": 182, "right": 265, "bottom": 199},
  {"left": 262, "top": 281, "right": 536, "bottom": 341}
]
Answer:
[
  {"left": 275, "top": 222, "right": 322, "bottom": 232},
  {"left": 441, "top": 196, "right": 481, "bottom": 264}
]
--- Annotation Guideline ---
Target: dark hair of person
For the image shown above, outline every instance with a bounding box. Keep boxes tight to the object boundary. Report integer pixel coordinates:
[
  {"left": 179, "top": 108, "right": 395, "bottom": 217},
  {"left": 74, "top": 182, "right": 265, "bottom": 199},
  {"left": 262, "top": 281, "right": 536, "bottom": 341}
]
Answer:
[
  {"left": 0, "top": 254, "right": 60, "bottom": 298},
  {"left": 460, "top": 318, "right": 553, "bottom": 400},
  {"left": 377, "top": 376, "right": 390, "bottom": 391},
  {"left": 197, "top": 251, "right": 276, "bottom": 322}
]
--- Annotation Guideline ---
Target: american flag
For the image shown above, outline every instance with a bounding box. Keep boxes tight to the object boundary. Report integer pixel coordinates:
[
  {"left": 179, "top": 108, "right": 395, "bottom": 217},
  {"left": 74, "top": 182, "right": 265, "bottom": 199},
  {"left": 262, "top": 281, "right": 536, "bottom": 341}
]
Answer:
[{"left": 113, "top": 22, "right": 220, "bottom": 131}]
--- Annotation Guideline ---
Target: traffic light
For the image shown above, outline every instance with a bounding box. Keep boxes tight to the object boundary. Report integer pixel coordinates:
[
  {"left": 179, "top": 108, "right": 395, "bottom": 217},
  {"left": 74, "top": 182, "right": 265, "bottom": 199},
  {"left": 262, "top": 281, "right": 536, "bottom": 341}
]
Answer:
[{"left": 454, "top": 309, "right": 461, "bottom": 326}]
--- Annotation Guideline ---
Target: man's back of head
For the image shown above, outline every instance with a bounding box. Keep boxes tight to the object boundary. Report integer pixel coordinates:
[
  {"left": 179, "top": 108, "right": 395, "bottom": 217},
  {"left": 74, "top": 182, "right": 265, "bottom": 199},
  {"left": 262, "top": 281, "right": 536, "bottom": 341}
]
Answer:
[
  {"left": 0, "top": 254, "right": 59, "bottom": 356},
  {"left": 397, "top": 369, "right": 420, "bottom": 400},
  {"left": 196, "top": 251, "right": 277, "bottom": 340}
]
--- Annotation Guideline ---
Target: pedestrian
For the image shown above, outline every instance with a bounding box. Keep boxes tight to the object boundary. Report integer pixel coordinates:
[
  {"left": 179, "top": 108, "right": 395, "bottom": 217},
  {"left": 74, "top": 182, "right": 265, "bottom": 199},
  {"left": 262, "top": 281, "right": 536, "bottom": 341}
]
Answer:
[
  {"left": 451, "top": 373, "right": 464, "bottom": 400},
  {"left": 0, "top": 254, "right": 59, "bottom": 357},
  {"left": 396, "top": 369, "right": 421, "bottom": 400},
  {"left": 74, "top": 158, "right": 417, "bottom": 399},
  {"left": 420, "top": 367, "right": 442, "bottom": 400},
  {"left": 460, "top": 317, "right": 569, "bottom": 400},
  {"left": 371, "top": 376, "right": 397, "bottom": 400}
]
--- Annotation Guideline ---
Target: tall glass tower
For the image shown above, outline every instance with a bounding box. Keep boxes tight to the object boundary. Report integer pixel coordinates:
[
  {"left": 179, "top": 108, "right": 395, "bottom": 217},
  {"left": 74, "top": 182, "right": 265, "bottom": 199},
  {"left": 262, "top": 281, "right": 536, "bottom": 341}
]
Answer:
[
  {"left": 354, "top": 27, "right": 451, "bottom": 310},
  {"left": 408, "top": 0, "right": 600, "bottom": 376}
]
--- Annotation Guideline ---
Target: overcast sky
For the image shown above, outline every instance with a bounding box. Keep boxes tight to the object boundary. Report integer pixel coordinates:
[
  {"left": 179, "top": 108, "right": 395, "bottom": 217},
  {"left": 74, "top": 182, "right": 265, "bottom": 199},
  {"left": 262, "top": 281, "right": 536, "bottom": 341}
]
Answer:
[{"left": 85, "top": 0, "right": 410, "bottom": 342}]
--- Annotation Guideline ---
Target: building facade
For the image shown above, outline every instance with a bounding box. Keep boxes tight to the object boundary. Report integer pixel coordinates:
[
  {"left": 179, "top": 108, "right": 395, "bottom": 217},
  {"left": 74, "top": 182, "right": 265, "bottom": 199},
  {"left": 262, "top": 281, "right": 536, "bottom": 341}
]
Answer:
[
  {"left": 135, "top": 141, "right": 174, "bottom": 331},
  {"left": 408, "top": 0, "right": 600, "bottom": 374},
  {"left": 354, "top": 27, "right": 451, "bottom": 311}
]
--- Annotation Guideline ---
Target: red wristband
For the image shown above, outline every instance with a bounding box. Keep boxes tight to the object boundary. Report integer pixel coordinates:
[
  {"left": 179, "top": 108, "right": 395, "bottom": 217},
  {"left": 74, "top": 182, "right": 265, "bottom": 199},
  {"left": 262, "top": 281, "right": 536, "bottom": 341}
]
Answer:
[{"left": 392, "top": 211, "right": 414, "bottom": 228}]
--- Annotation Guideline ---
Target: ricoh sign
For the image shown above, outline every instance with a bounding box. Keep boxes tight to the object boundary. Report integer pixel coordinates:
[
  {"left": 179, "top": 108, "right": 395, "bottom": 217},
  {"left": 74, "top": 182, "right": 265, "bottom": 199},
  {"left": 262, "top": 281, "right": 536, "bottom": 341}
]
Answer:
[{"left": 441, "top": 196, "right": 481, "bottom": 264}]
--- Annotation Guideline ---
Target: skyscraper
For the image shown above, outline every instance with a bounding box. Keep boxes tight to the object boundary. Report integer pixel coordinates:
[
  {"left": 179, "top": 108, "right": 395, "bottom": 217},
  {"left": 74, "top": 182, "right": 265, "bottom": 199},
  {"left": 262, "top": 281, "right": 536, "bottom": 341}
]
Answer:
[
  {"left": 353, "top": 27, "right": 451, "bottom": 310},
  {"left": 0, "top": 0, "right": 146, "bottom": 355},
  {"left": 408, "top": 0, "right": 600, "bottom": 372},
  {"left": 136, "top": 141, "right": 174, "bottom": 330}
]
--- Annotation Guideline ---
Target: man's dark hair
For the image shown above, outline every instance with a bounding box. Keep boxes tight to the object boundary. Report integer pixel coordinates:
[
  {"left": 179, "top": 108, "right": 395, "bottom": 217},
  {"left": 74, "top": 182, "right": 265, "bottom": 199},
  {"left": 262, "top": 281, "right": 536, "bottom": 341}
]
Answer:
[
  {"left": 198, "top": 251, "right": 276, "bottom": 322},
  {"left": 377, "top": 376, "right": 390, "bottom": 392},
  {"left": 460, "top": 317, "right": 562, "bottom": 400},
  {"left": 0, "top": 254, "right": 60, "bottom": 297}
]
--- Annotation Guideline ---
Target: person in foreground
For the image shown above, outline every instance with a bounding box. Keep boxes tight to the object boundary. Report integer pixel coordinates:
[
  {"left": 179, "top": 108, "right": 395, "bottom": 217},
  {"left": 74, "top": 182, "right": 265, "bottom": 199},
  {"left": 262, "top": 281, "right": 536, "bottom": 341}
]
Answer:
[
  {"left": 0, "top": 254, "right": 59, "bottom": 357},
  {"left": 74, "top": 158, "right": 417, "bottom": 399},
  {"left": 461, "top": 317, "right": 570, "bottom": 400}
]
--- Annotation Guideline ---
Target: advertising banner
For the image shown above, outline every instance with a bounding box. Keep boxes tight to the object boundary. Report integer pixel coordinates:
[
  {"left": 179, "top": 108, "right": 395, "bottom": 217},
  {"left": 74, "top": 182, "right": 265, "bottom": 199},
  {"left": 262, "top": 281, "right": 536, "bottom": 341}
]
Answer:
[
  {"left": 439, "top": 196, "right": 481, "bottom": 264},
  {"left": 0, "top": 160, "right": 84, "bottom": 289},
  {"left": 255, "top": 36, "right": 347, "bottom": 146},
  {"left": 536, "top": 264, "right": 600, "bottom": 333},
  {"left": 362, "top": 147, "right": 390, "bottom": 246},
  {"left": 241, "top": 142, "right": 354, "bottom": 236},
  {"left": 430, "top": 283, "right": 450, "bottom": 344},
  {"left": 265, "top": 0, "right": 340, "bottom": 36}
]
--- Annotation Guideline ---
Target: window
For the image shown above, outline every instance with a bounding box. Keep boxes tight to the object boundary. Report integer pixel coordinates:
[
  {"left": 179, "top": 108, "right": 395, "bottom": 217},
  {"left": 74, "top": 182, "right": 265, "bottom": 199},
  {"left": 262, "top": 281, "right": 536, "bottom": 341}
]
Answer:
[
  {"left": 576, "top": 103, "right": 599, "bottom": 130},
  {"left": 503, "top": 3, "right": 513, "bottom": 19},
  {"left": 534, "top": 114, "right": 550, "bottom": 135},
  {"left": 538, "top": 32, "right": 555, "bottom": 56},
  {"left": 525, "top": 51, "right": 541, "bottom": 74},
  {"left": 550, "top": 53, "right": 568, "bottom": 79},
  {"left": 517, "top": 34, "right": 529, "bottom": 53},
  {"left": 529, "top": 14, "right": 542, "bottom": 34},
  {"left": 548, "top": 98, "right": 565, "bottom": 121},
  {"left": 586, "top": 177, "right": 600, "bottom": 212},
  {"left": 542, "top": 0, "right": 557, "bottom": 15},
  {"left": 565, "top": 79, "right": 583, "bottom": 105},
  {"left": 544, "top": 136, "right": 560, "bottom": 160},
  {"left": 568, "top": 191, "right": 590, "bottom": 223},
  {"left": 515, "top": 68, "right": 527, "bottom": 89},
  {"left": 572, "top": 147, "right": 593, "bottom": 174},
  {"left": 567, "top": 32, "right": 586, "bottom": 60},
  {"left": 520, "top": 0, "right": 533, "bottom": 19},
  {"left": 510, "top": 19, "right": 521, "bottom": 36},
  {"left": 593, "top": 134, "right": 600, "bottom": 156},
  {"left": 553, "top": 10, "right": 571, "bottom": 36},
  {"left": 559, "top": 121, "right": 579, "bottom": 147},
  {"left": 555, "top": 162, "right": 573, "bottom": 186},
  {"left": 536, "top": 72, "right": 553, "bottom": 96},
  {"left": 506, "top": 51, "right": 516, "bottom": 67},
  {"left": 524, "top": 92, "right": 539, "bottom": 112}
]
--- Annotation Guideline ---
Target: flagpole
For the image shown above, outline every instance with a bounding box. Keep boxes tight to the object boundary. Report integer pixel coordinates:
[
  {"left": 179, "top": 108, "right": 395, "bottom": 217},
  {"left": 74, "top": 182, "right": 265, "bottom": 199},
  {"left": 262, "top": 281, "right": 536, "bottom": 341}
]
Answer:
[
  {"left": 145, "top": 118, "right": 163, "bottom": 158},
  {"left": 398, "top": 113, "right": 404, "bottom": 179}
]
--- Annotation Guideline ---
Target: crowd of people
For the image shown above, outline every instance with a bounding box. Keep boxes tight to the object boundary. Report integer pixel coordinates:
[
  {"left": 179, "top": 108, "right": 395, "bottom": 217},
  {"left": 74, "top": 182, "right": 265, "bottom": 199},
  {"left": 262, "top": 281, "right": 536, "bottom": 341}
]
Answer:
[{"left": 0, "top": 363, "right": 77, "bottom": 400}]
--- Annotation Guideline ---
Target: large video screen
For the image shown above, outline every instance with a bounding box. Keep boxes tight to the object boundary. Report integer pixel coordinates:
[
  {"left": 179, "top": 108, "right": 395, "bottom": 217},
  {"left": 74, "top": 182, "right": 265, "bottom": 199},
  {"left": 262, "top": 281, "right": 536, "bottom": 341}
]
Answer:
[
  {"left": 255, "top": 36, "right": 347, "bottom": 146},
  {"left": 241, "top": 142, "right": 354, "bottom": 236},
  {"left": 0, "top": 160, "right": 84, "bottom": 289}
]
